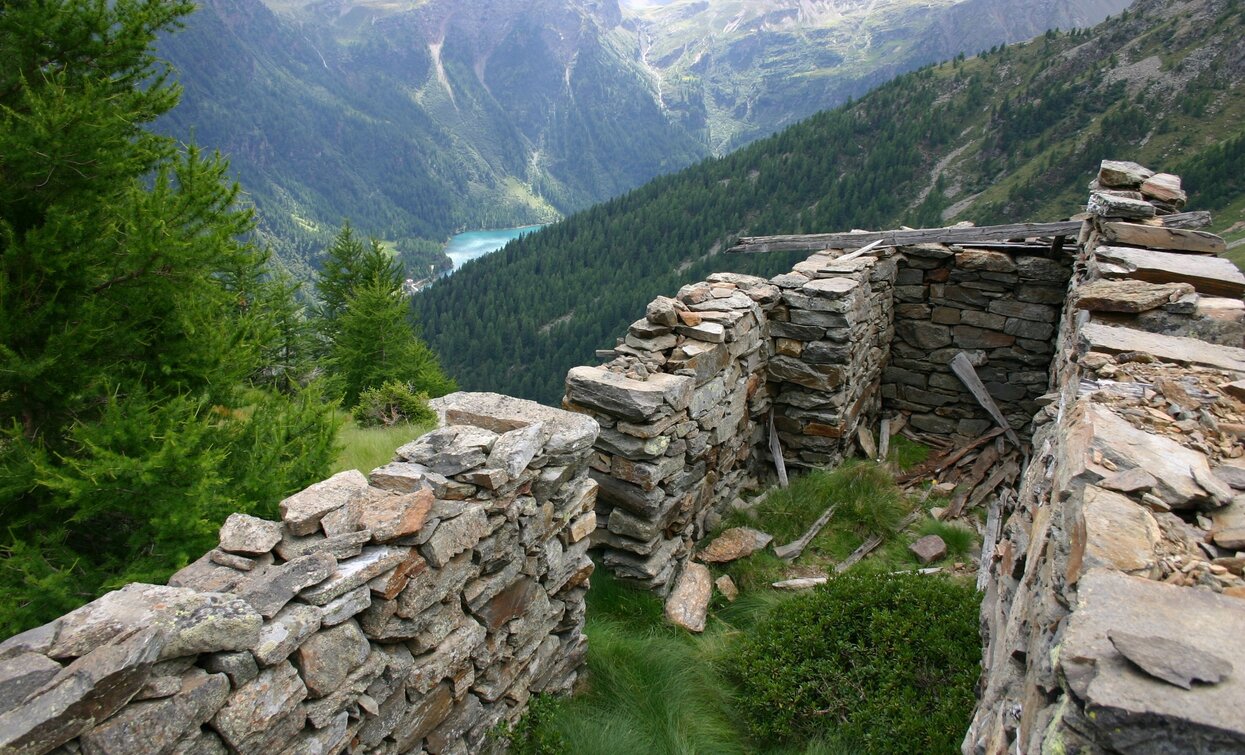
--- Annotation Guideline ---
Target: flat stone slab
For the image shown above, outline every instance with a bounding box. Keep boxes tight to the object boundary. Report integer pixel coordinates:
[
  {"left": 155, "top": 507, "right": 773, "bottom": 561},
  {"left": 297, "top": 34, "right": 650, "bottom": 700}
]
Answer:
[
  {"left": 1101, "top": 221, "right": 1227, "bottom": 255},
  {"left": 1108, "top": 630, "right": 1232, "bottom": 690},
  {"left": 1073, "top": 279, "right": 1195, "bottom": 313},
  {"left": 1095, "top": 245, "right": 1243, "bottom": 297},
  {"left": 1058, "top": 570, "right": 1245, "bottom": 750},
  {"left": 48, "top": 584, "right": 262, "bottom": 661},
  {"left": 664, "top": 562, "right": 711, "bottom": 633},
  {"left": 565, "top": 366, "right": 693, "bottom": 422},
  {"left": 1099, "top": 160, "right": 1154, "bottom": 188},
  {"left": 1060, "top": 402, "right": 1216, "bottom": 510},
  {"left": 909, "top": 535, "right": 947, "bottom": 565},
  {"left": 1073, "top": 485, "right": 1160, "bottom": 575},
  {"left": 697, "top": 528, "right": 773, "bottom": 564},
  {"left": 1081, "top": 322, "right": 1245, "bottom": 374},
  {"left": 218, "top": 514, "right": 284, "bottom": 556}
]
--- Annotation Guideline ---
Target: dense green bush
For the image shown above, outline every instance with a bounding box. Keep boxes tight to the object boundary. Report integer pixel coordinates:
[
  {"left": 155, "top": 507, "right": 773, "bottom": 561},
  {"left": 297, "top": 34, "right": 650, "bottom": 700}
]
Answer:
[
  {"left": 734, "top": 572, "right": 981, "bottom": 753},
  {"left": 351, "top": 381, "right": 436, "bottom": 428}
]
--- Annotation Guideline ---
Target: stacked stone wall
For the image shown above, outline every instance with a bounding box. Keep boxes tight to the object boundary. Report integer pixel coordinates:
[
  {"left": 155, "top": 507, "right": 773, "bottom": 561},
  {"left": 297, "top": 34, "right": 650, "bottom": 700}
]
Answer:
[
  {"left": 564, "top": 273, "right": 780, "bottom": 590},
  {"left": 885, "top": 245, "right": 1071, "bottom": 439},
  {"left": 769, "top": 252, "right": 896, "bottom": 467},
  {"left": 0, "top": 393, "right": 598, "bottom": 755},
  {"left": 966, "top": 162, "right": 1245, "bottom": 753}
]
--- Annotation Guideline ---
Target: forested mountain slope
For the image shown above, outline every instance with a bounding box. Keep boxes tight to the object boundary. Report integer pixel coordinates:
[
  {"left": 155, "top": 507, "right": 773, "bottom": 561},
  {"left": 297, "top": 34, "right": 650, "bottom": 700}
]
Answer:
[
  {"left": 158, "top": 0, "right": 1128, "bottom": 278},
  {"left": 414, "top": 0, "right": 1245, "bottom": 404}
]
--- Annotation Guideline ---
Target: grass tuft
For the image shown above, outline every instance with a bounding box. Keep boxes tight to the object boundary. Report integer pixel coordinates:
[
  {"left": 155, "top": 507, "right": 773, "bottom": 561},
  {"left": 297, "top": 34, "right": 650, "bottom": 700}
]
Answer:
[
  {"left": 918, "top": 519, "right": 977, "bottom": 559},
  {"left": 331, "top": 413, "right": 435, "bottom": 475}
]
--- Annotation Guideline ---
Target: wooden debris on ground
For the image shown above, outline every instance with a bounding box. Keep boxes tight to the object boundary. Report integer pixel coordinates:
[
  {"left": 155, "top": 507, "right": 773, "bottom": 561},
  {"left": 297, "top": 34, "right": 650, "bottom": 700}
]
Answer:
[
  {"left": 774, "top": 503, "right": 839, "bottom": 562},
  {"left": 877, "top": 417, "right": 892, "bottom": 463},
  {"left": 950, "top": 352, "right": 1022, "bottom": 448},
  {"left": 856, "top": 425, "right": 877, "bottom": 460},
  {"left": 768, "top": 408, "right": 788, "bottom": 489}
]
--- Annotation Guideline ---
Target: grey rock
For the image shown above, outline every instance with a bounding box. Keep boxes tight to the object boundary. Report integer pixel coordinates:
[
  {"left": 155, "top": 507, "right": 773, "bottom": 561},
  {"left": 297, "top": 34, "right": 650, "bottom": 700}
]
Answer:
[
  {"left": 565, "top": 366, "right": 693, "bottom": 422},
  {"left": 1088, "top": 191, "right": 1157, "bottom": 220},
  {"left": 1098, "top": 159, "right": 1154, "bottom": 188},
  {"left": 252, "top": 604, "right": 322, "bottom": 666},
  {"left": 366, "top": 461, "right": 437, "bottom": 494},
  {"left": 486, "top": 422, "right": 545, "bottom": 477},
  {"left": 0, "top": 628, "right": 164, "bottom": 754},
  {"left": 1059, "top": 570, "right": 1245, "bottom": 750},
  {"left": 987, "top": 299, "right": 1058, "bottom": 322},
  {"left": 896, "top": 321, "right": 952, "bottom": 349},
  {"left": 664, "top": 563, "right": 712, "bottom": 633},
  {"left": 430, "top": 391, "right": 598, "bottom": 457},
  {"left": 210, "top": 661, "right": 307, "bottom": 755},
  {"left": 293, "top": 620, "right": 370, "bottom": 699},
  {"left": 1098, "top": 468, "right": 1158, "bottom": 495},
  {"left": 645, "top": 296, "right": 679, "bottom": 327},
  {"left": 0, "top": 653, "right": 62, "bottom": 711},
  {"left": 408, "top": 620, "right": 486, "bottom": 694},
  {"left": 677, "top": 321, "right": 726, "bottom": 343},
  {"left": 0, "top": 622, "right": 58, "bottom": 662},
  {"left": 79, "top": 671, "right": 230, "bottom": 755},
  {"left": 239, "top": 553, "right": 336, "bottom": 619},
  {"left": 199, "top": 651, "right": 257, "bottom": 688},
  {"left": 396, "top": 426, "right": 498, "bottom": 476},
  {"left": 1214, "top": 466, "right": 1245, "bottom": 491},
  {"left": 392, "top": 682, "right": 455, "bottom": 751},
  {"left": 50, "top": 585, "right": 261, "bottom": 662},
  {"left": 273, "top": 530, "right": 370, "bottom": 562},
  {"left": 419, "top": 504, "right": 491, "bottom": 568},
  {"left": 217, "top": 514, "right": 283, "bottom": 556},
  {"left": 279, "top": 470, "right": 369, "bottom": 537},
  {"left": 277, "top": 710, "right": 350, "bottom": 755},
  {"left": 299, "top": 546, "right": 413, "bottom": 606},
  {"left": 1108, "top": 630, "right": 1232, "bottom": 690},
  {"left": 319, "top": 584, "right": 372, "bottom": 627}
]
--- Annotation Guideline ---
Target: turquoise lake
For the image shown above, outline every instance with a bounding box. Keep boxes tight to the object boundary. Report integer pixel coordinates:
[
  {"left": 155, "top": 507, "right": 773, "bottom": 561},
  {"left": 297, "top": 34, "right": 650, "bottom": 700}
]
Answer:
[{"left": 444, "top": 225, "right": 543, "bottom": 272}]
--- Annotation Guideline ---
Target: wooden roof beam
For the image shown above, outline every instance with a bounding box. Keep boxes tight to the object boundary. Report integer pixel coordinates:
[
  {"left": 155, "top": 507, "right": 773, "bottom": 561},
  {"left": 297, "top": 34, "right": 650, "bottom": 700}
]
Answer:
[{"left": 726, "top": 220, "right": 1086, "bottom": 254}]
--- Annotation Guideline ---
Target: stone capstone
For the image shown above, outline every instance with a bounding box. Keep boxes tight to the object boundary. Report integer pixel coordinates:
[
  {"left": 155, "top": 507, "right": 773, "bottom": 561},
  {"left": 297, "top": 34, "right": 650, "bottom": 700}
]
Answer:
[
  {"left": 217, "top": 514, "right": 283, "bottom": 556},
  {"left": 279, "top": 470, "right": 369, "bottom": 537}
]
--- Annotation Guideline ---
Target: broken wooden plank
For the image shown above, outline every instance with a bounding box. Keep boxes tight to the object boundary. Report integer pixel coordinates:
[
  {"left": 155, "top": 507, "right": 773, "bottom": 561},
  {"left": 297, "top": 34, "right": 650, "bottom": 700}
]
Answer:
[
  {"left": 1094, "top": 245, "right": 1245, "bottom": 298},
  {"left": 950, "top": 353, "right": 1022, "bottom": 448},
  {"left": 774, "top": 503, "right": 839, "bottom": 562},
  {"left": 966, "top": 461, "right": 1020, "bottom": 512},
  {"left": 835, "top": 535, "right": 884, "bottom": 574},
  {"left": 856, "top": 425, "right": 877, "bottom": 460},
  {"left": 834, "top": 237, "right": 886, "bottom": 263},
  {"left": 768, "top": 409, "right": 789, "bottom": 489},
  {"left": 895, "top": 427, "right": 1005, "bottom": 485},
  {"left": 943, "top": 445, "right": 1003, "bottom": 519},
  {"left": 727, "top": 221, "right": 1086, "bottom": 254},
  {"left": 878, "top": 418, "right": 891, "bottom": 463},
  {"left": 977, "top": 491, "right": 1006, "bottom": 592},
  {"left": 772, "top": 577, "right": 827, "bottom": 590},
  {"left": 1101, "top": 221, "right": 1226, "bottom": 255}
]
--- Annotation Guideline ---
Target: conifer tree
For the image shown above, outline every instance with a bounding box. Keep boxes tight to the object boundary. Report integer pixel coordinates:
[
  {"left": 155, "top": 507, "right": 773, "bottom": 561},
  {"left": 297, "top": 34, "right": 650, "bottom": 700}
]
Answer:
[
  {"left": 0, "top": 0, "right": 336, "bottom": 632},
  {"left": 320, "top": 235, "right": 455, "bottom": 406}
]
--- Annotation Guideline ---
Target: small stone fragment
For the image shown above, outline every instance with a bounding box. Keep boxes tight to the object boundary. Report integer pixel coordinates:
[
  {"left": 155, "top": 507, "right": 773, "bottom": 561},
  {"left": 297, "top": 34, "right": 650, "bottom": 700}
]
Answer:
[
  {"left": 280, "top": 470, "right": 369, "bottom": 537},
  {"left": 715, "top": 575, "right": 739, "bottom": 602},
  {"left": 909, "top": 535, "right": 947, "bottom": 565},
  {"left": 1099, "top": 468, "right": 1158, "bottom": 495}
]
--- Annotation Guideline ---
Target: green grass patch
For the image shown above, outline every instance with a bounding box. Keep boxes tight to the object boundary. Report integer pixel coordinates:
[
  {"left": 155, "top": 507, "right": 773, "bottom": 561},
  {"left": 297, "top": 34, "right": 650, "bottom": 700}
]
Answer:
[
  {"left": 330, "top": 414, "right": 435, "bottom": 474},
  {"left": 886, "top": 433, "right": 930, "bottom": 471}
]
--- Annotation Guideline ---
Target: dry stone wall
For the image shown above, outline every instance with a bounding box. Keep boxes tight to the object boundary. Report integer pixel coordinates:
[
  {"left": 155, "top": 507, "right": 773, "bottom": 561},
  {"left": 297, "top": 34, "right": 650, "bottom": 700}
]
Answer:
[
  {"left": 966, "top": 161, "right": 1245, "bottom": 753},
  {"left": 886, "top": 245, "right": 1070, "bottom": 439},
  {"left": 0, "top": 392, "right": 598, "bottom": 755}
]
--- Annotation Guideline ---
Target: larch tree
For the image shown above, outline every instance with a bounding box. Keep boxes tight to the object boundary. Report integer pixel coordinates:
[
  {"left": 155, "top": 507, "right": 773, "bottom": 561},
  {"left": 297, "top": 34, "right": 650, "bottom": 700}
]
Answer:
[{"left": 0, "top": 0, "right": 337, "bottom": 633}]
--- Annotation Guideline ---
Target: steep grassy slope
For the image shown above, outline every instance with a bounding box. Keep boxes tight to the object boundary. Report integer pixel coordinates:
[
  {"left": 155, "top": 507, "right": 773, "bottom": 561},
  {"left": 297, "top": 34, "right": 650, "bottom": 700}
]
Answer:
[{"left": 414, "top": 0, "right": 1245, "bottom": 405}]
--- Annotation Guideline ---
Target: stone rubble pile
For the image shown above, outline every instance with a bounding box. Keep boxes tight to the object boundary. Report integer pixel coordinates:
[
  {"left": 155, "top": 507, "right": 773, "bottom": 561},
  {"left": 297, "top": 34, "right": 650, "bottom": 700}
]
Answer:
[
  {"left": 0, "top": 393, "right": 598, "bottom": 755},
  {"left": 886, "top": 243, "right": 1070, "bottom": 439},
  {"left": 564, "top": 273, "right": 778, "bottom": 591},
  {"left": 968, "top": 161, "right": 1245, "bottom": 753}
]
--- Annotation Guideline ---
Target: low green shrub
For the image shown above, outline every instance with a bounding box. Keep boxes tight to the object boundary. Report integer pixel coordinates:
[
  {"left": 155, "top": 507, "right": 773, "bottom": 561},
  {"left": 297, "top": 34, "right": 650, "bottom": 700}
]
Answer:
[
  {"left": 497, "top": 694, "right": 570, "bottom": 755},
  {"left": 733, "top": 572, "right": 981, "bottom": 754},
  {"left": 350, "top": 380, "right": 435, "bottom": 428}
]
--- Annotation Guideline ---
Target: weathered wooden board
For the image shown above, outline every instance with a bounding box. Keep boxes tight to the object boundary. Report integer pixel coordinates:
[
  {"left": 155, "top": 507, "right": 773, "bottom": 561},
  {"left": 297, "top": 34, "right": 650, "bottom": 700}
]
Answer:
[
  {"left": 1101, "top": 221, "right": 1227, "bottom": 255},
  {"left": 1094, "top": 245, "right": 1245, "bottom": 298},
  {"left": 950, "top": 353, "right": 1023, "bottom": 448},
  {"left": 727, "top": 221, "right": 1086, "bottom": 254}
]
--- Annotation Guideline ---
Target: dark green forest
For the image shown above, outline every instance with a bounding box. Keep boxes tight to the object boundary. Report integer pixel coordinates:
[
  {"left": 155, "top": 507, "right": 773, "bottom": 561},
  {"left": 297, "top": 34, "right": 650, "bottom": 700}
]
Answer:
[{"left": 414, "top": 0, "right": 1245, "bottom": 405}]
